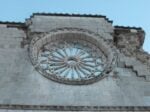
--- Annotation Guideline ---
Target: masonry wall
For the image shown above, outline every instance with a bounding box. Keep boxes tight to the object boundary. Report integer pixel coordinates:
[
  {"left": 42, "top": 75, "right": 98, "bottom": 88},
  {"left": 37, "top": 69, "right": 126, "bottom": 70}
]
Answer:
[
  {"left": 27, "top": 15, "right": 113, "bottom": 40},
  {"left": 0, "top": 14, "right": 150, "bottom": 112}
]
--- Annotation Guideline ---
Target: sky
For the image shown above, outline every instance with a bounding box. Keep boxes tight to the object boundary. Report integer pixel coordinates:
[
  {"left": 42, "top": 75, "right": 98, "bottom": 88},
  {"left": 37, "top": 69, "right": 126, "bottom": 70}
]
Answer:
[{"left": 0, "top": 0, "right": 149, "bottom": 53}]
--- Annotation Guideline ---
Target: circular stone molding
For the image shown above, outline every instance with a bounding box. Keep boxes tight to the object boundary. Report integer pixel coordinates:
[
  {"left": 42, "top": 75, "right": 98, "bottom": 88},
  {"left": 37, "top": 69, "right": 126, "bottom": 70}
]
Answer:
[{"left": 29, "top": 28, "right": 114, "bottom": 85}]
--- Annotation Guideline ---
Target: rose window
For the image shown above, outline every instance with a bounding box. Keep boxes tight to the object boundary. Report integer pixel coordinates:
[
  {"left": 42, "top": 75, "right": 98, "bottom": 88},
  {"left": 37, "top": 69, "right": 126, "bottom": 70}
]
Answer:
[
  {"left": 29, "top": 29, "right": 112, "bottom": 85},
  {"left": 38, "top": 40, "right": 106, "bottom": 80}
]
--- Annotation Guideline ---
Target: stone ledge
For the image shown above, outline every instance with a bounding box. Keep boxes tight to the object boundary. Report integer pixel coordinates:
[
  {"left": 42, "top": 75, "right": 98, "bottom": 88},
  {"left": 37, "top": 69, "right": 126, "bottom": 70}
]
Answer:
[
  {"left": 115, "top": 25, "right": 144, "bottom": 31},
  {"left": 31, "top": 12, "right": 113, "bottom": 23},
  {"left": 0, "top": 104, "right": 150, "bottom": 111},
  {"left": 0, "top": 21, "right": 26, "bottom": 29}
]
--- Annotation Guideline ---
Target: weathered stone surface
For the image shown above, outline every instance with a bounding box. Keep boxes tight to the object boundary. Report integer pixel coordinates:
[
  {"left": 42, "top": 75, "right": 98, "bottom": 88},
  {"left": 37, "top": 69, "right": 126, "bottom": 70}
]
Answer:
[
  {"left": 27, "top": 15, "right": 113, "bottom": 40},
  {"left": 0, "top": 13, "right": 150, "bottom": 112}
]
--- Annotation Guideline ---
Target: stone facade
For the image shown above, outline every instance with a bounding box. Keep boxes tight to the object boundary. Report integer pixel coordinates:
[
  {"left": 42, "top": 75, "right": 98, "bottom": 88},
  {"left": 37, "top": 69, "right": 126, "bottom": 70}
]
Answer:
[{"left": 0, "top": 13, "right": 150, "bottom": 112}]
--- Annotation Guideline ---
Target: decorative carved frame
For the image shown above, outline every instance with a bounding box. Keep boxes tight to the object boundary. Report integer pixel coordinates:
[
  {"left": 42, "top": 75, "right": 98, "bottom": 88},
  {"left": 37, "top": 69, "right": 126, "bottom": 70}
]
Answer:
[{"left": 29, "top": 28, "right": 116, "bottom": 85}]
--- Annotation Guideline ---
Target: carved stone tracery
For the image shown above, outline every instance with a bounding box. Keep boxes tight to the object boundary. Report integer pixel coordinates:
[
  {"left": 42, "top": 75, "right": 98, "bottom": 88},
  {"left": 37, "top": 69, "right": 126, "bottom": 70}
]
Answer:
[{"left": 29, "top": 28, "right": 115, "bottom": 85}]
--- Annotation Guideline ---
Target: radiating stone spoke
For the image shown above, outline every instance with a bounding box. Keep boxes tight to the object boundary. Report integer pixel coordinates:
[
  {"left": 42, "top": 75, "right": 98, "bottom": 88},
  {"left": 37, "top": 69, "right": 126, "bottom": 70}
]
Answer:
[
  {"left": 63, "top": 69, "right": 71, "bottom": 78},
  {"left": 49, "top": 62, "right": 65, "bottom": 67},
  {"left": 74, "top": 66, "right": 82, "bottom": 79},
  {"left": 81, "top": 60, "right": 94, "bottom": 63},
  {"left": 53, "top": 64, "right": 67, "bottom": 71},
  {"left": 52, "top": 61, "right": 65, "bottom": 66},
  {"left": 77, "top": 66, "right": 89, "bottom": 78},
  {"left": 38, "top": 39, "right": 107, "bottom": 83},
  {"left": 48, "top": 58, "right": 63, "bottom": 62},
  {"left": 62, "top": 48, "right": 68, "bottom": 57},
  {"left": 81, "top": 55, "right": 93, "bottom": 59},
  {"left": 74, "top": 47, "right": 79, "bottom": 54},
  {"left": 58, "top": 66, "right": 69, "bottom": 76},
  {"left": 80, "top": 64, "right": 92, "bottom": 73},
  {"left": 80, "top": 62, "right": 95, "bottom": 68},
  {"left": 49, "top": 53, "right": 63, "bottom": 59},
  {"left": 77, "top": 50, "right": 86, "bottom": 56},
  {"left": 55, "top": 50, "right": 65, "bottom": 58}
]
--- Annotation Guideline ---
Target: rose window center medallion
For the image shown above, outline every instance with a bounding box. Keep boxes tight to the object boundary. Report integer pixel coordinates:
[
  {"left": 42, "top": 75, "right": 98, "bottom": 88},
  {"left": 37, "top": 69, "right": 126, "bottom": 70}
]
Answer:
[{"left": 29, "top": 29, "right": 112, "bottom": 85}]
